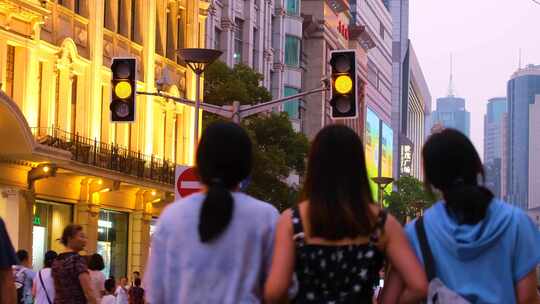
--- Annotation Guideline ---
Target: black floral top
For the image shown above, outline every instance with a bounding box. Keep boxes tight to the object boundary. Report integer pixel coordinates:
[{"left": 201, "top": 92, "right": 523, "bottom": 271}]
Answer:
[
  {"left": 52, "top": 252, "right": 89, "bottom": 304},
  {"left": 291, "top": 207, "right": 387, "bottom": 303}
]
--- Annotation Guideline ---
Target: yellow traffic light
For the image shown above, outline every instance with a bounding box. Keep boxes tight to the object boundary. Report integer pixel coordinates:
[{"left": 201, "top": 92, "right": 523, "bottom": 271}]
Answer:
[
  {"left": 115, "top": 81, "right": 132, "bottom": 99},
  {"left": 335, "top": 75, "right": 353, "bottom": 94}
]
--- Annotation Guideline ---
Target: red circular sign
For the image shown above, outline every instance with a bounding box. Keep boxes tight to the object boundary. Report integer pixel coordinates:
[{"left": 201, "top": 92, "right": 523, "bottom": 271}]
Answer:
[{"left": 176, "top": 167, "right": 203, "bottom": 198}]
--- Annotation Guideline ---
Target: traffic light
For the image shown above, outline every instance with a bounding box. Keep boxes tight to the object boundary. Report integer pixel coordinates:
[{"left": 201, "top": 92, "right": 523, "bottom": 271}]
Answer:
[
  {"left": 111, "top": 58, "right": 136, "bottom": 122},
  {"left": 329, "top": 50, "right": 357, "bottom": 119}
]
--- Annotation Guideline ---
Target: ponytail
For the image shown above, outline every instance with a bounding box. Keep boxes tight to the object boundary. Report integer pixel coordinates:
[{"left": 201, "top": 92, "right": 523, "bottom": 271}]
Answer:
[
  {"left": 198, "top": 181, "right": 235, "bottom": 243},
  {"left": 444, "top": 182, "right": 494, "bottom": 225}
]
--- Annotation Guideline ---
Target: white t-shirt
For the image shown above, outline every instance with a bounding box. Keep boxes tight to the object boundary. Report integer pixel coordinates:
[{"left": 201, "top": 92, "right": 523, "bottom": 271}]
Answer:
[
  {"left": 89, "top": 270, "right": 106, "bottom": 301},
  {"left": 101, "top": 294, "right": 116, "bottom": 304},
  {"left": 115, "top": 286, "right": 129, "bottom": 304},
  {"left": 32, "top": 268, "right": 55, "bottom": 304}
]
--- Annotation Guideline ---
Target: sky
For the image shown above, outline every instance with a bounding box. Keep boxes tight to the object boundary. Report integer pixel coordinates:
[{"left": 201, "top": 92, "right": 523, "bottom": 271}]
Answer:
[{"left": 409, "top": 0, "right": 540, "bottom": 159}]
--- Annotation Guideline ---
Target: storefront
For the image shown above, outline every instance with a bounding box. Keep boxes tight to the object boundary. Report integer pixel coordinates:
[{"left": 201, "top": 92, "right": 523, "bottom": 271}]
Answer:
[
  {"left": 97, "top": 209, "right": 129, "bottom": 279},
  {"left": 32, "top": 200, "right": 73, "bottom": 271}
]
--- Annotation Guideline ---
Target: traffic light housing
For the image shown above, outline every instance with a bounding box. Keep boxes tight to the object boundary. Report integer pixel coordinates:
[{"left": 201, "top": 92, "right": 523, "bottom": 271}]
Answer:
[
  {"left": 329, "top": 50, "right": 357, "bottom": 119},
  {"left": 111, "top": 58, "right": 136, "bottom": 122}
]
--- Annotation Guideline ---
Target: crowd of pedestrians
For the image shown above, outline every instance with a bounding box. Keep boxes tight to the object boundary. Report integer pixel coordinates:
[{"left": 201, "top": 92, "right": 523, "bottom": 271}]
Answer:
[{"left": 1, "top": 122, "right": 540, "bottom": 303}]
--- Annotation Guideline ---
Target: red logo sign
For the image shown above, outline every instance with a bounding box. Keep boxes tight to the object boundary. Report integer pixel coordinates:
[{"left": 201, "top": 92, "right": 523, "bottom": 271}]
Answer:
[
  {"left": 175, "top": 166, "right": 203, "bottom": 198},
  {"left": 338, "top": 21, "right": 349, "bottom": 40}
]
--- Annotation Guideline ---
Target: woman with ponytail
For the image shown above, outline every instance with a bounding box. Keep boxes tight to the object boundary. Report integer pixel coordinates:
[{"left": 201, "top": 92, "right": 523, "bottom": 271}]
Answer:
[
  {"left": 144, "top": 122, "right": 279, "bottom": 304},
  {"left": 383, "top": 129, "right": 540, "bottom": 303}
]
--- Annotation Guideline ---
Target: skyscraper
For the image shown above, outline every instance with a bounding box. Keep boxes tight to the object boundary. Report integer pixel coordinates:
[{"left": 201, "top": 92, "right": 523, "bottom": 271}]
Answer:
[
  {"left": 506, "top": 64, "right": 540, "bottom": 209},
  {"left": 484, "top": 97, "right": 507, "bottom": 197}
]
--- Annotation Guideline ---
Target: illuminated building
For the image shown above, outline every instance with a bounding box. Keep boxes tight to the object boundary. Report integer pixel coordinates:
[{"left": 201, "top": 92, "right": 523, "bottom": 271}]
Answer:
[{"left": 0, "top": 0, "right": 206, "bottom": 277}]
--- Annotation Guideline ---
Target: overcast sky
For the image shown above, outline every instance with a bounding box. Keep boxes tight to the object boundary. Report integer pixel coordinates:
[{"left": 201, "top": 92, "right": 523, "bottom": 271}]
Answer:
[{"left": 409, "top": 0, "right": 540, "bottom": 159}]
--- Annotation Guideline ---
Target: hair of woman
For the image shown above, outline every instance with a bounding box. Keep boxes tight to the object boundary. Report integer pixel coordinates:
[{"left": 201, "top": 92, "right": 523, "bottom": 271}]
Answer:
[
  {"left": 44, "top": 250, "right": 58, "bottom": 268},
  {"left": 302, "top": 124, "right": 375, "bottom": 240},
  {"left": 196, "top": 122, "right": 253, "bottom": 243},
  {"left": 88, "top": 253, "right": 105, "bottom": 271},
  {"left": 60, "top": 224, "right": 83, "bottom": 246},
  {"left": 422, "top": 128, "right": 494, "bottom": 224}
]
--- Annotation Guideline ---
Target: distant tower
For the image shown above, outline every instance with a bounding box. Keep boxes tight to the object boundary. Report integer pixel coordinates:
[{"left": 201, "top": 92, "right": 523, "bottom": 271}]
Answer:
[{"left": 431, "top": 53, "right": 471, "bottom": 136}]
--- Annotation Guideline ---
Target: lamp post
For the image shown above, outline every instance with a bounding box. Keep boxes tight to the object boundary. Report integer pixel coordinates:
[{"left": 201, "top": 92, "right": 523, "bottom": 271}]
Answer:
[
  {"left": 371, "top": 177, "right": 394, "bottom": 206},
  {"left": 176, "top": 48, "right": 223, "bottom": 156}
]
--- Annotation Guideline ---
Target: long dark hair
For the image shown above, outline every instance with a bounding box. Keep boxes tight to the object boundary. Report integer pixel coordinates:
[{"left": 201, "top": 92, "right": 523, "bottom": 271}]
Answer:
[
  {"left": 422, "top": 129, "right": 494, "bottom": 224},
  {"left": 303, "top": 124, "right": 374, "bottom": 240},
  {"left": 196, "top": 122, "right": 252, "bottom": 243}
]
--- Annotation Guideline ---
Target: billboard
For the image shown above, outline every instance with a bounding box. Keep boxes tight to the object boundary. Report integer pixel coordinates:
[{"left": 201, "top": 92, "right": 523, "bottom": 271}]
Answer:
[
  {"left": 381, "top": 123, "right": 394, "bottom": 200},
  {"left": 365, "top": 108, "right": 380, "bottom": 201}
]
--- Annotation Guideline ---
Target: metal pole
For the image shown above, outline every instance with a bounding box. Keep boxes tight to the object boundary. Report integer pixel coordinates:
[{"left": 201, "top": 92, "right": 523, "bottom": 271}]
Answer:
[
  {"left": 232, "top": 101, "right": 241, "bottom": 124},
  {"left": 193, "top": 72, "right": 201, "bottom": 157}
]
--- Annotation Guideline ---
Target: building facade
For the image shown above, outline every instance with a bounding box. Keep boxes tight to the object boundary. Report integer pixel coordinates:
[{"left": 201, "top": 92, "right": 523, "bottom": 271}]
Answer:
[
  {"left": 506, "top": 65, "right": 540, "bottom": 210},
  {"left": 301, "top": 0, "right": 374, "bottom": 139},
  {"left": 483, "top": 97, "right": 507, "bottom": 198},
  {"left": 431, "top": 95, "right": 470, "bottom": 137},
  {"left": 205, "top": 0, "right": 304, "bottom": 129},
  {"left": 0, "top": 0, "right": 205, "bottom": 277}
]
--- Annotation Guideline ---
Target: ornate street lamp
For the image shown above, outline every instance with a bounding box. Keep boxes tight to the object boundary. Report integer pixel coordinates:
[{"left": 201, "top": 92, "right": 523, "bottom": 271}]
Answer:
[{"left": 372, "top": 176, "right": 394, "bottom": 206}]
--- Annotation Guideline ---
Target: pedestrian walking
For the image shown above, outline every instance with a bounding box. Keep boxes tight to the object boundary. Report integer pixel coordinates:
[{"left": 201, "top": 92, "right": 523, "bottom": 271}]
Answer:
[
  {"left": 115, "top": 277, "right": 129, "bottom": 304},
  {"left": 0, "top": 217, "right": 17, "bottom": 304},
  {"left": 383, "top": 129, "right": 540, "bottom": 303},
  {"left": 130, "top": 272, "right": 140, "bottom": 288},
  {"left": 144, "top": 122, "right": 279, "bottom": 304},
  {"left": 32, "top": 250, "right": 57, "bottom": 304},
  {"left": 264, "top": 124, "right": 428, "bottom": 303},
  {"left": 88, "top": 254, "right": 106, "bottom": 302},
  {"left": 13, "top": 250, "right": 36, "bottom": 304},
  {"left": 101, "top": 278, "right": 116, "bottom": 304},
  {"left": 52, "top": 224, "right": 98, "bottom": 304},
  {"left": 128, "top": 278, "right": 144, "bottom": 304}
]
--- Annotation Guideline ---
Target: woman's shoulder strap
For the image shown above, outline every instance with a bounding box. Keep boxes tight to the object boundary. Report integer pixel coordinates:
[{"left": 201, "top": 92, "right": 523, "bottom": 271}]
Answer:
[{"left": 291, "top": 207, "right": 306, "bottom": 246}]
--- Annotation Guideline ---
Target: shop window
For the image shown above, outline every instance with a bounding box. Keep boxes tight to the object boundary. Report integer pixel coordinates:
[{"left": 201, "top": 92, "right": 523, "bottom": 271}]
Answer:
[
  {"left": 285, "top": 35, "right": 300, "bottom": 67},
  {"left": 97, "top": 210, "right": 129, "bottom": 279},
  {"left": 286, "top": 0, "right": 299, "bottom": 16},
  {"left": 284, "top": 87, "right": 300, "bottom": 119},
  {"left": 32, "top": 201, "right": 73, "bottom": 271},
  {"left": 5, "top": 45, "right": 15, "bottom": 99}
]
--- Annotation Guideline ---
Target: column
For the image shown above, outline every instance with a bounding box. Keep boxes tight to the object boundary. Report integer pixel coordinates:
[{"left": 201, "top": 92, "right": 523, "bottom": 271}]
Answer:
[
  {"left": 76, "top": 178, "right": 100, "bottom": 254},
  {"left": 87, "top": 0, "right": 105, "bottom": 139},
  {"left": 142, "top": 0, "right": 157, "bottom": 155},
  {"left": 131, "top": 190, "right": 152, "bottom": 275},
  {"left": 0, "top": 187, "right": 33, "bottom": 254}
]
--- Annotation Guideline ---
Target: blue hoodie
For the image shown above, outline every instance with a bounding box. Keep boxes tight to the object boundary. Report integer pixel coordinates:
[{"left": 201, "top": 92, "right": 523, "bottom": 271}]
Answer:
[{"left": 405, "top": 200, "right": 540, "bottom": 304}]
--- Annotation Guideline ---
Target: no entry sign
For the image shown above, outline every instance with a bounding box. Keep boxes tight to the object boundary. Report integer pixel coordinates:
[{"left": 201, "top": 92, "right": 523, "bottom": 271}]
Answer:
[{"left": 175, "top": 166, "right": 203, "bottom": 199}]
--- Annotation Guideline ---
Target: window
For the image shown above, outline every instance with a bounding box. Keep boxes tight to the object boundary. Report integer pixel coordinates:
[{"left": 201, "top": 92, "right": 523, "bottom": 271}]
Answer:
[
  {"left": 234, "top": 19, "right": 244, "bottom": 65},
  {"left": 166, "top": 7, "right": 175, "bottom": 60},
  {"left": 214, "top": 28, "right": 221, "bottom": 50},
  {"left": 253, "top": 28, "right": 258, "bottom": 68},
  {"left": 379, "top": 21, "right": 385, "bottom": 39},
  {"left": 70, "top": 76, "right": 78, "bottom": 135},
  {"left": 117, "top": 0, "right": 128, "bottom": 36},
  {"left": 97, "top": 210, "right": 129, "bottom": 279},
  {"left": 284, "top": 87, "right": 300, "bottom": 119},
  {"left": 130, "top": 0, "right": 141, "bottom": 43},
  {"left": 37, "top": 63, "right": 43, "bottom": 132},
  {"left": 285, "top": 35, "right": 300, "bottom": 67},
  {"left": 155, "top": 11, "right": 164, "bottom": 55},
  {"left": 177, "top": 10, "right": 186, "bottom": 56},
  {"left": 286, "top": 0, "right": 299, "bottom": 15},
  {"left": 54, "top": 71, "right": 60, "bottom": 128},
  {"left": 5, "top": 45, "right": 15, "bottom": 99},
  {"left": 104, "top": 0, "right": 114, "bottom": 30},
  {"left": 100, "top": 86, "right": 106, "bottom": 141}
]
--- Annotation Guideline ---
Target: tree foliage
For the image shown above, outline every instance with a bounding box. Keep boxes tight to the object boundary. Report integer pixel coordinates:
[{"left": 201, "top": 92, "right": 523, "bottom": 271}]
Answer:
[
  {"left": 385, "top": 175, "right": 437, "bottom": 224},
  {"left": 203, "top": 61, "right": 308, "bottom": 211}
]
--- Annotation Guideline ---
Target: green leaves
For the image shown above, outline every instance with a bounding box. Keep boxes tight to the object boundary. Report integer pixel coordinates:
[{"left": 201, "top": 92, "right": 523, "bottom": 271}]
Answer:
[
  {"left": 203, "top": 62, "right": 308, "bottom": 212},
  {"left": 385, "top": 175, "right": 437, "bottom": 224}
]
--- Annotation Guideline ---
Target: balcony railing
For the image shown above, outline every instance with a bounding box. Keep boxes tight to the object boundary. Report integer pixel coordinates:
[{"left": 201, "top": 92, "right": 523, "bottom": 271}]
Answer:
[{"left": 32, "top": 127, "right": 175, "bottom": 186}]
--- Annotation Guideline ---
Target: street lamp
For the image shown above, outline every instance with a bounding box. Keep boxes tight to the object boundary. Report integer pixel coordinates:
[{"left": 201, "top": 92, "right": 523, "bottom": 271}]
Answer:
[
  {"left": 371, "top": 176, "right": 394, "bottom": 206},
  {"left": 176, "top": 48, "right": 222, "bottom": 156}
]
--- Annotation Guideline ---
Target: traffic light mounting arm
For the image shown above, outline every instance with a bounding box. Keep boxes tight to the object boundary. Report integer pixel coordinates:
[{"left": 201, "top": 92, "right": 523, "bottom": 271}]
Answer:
[{"left": 136, "top": 78, "right": 330, "bottom": 123}]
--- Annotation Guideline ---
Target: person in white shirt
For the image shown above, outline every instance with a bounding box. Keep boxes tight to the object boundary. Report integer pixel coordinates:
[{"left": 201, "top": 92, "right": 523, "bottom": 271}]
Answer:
[
  {"left": 32, "top": 251, "right": 57, "bottom": 304},
  {"left": 88, "top": 253, "right": 106, "bottom": 302},
  {"left": 115, "top": 277, "right": 129, "bottom": 304},
  {"left": 101, "top": 278, "right": 116, "bottom": 304}
]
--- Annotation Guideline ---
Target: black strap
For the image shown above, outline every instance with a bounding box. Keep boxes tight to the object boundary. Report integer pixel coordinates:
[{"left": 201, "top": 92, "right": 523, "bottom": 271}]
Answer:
[
  {"left": 415, "top": 216, "right": 436, "bottom": 281},
  {"left": 39, "top": 270, "right": 53, "bottom": 304},
  {"left": 369, "top": 209, "right": 388, "bottom": 245},
  {"left": 291, "top": 207, "right": 305, "bottom": 246}
]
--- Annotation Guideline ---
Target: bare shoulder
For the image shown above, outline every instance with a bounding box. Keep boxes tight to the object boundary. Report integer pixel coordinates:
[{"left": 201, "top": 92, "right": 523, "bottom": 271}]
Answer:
[{"left": 277, "top": 208, "right": 294, "bottom": 233}]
